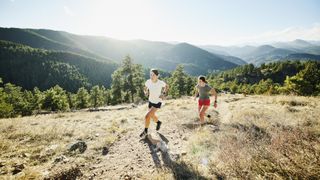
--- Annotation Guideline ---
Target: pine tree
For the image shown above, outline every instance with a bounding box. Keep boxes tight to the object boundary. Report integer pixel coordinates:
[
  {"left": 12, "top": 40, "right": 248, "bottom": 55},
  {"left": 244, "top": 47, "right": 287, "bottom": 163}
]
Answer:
[
  {"left": 284, "top": 62, "right": 320, "bottom": 95},
  {"left": 90, "top": 85, "right": 105, "bottom": 108},
  {"left": 76, "top": 87, "right": 90, "bottom": 109},
  {"left": 111, "top": 69, "right": 123, "bottom": 104},
  {"left": 42, "top": 85, "right": 69, "bottom": 111},
  {"left": 33, "top": 87, "right": 44, "bottom": 111},
  {"left": 0, "top": 78, "right": 14, "bottom": 118},
  {"left": 67, "top": 92, "right": 77, "bottom": 110},
  {"left": 110, "top": 55, "right": 145, "bottom": 104},
  {"left": 3, "top": 83, "right": 25, "bottom": 116},
  {"left": 168, "top": 65, "right": 188, "bottom": 98}
]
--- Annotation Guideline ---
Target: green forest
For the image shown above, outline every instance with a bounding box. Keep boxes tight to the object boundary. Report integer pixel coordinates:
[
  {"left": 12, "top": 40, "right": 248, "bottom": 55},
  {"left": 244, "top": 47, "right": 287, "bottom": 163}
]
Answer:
[
  {"left": 208, "top": 61, "right": 320, "bottom": 96},
  {"left": 1, "top": 50, "right": 320, "bottom": 118},
  {"left": 0, "top": 40, "right": 117, "bottom": 92}
]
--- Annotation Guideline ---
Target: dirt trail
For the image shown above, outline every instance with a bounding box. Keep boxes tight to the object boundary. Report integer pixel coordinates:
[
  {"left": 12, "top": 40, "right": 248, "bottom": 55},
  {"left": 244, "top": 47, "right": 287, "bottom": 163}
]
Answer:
[
  {"left": 78, "top": 95, "right": 239, "bottom": 179},
  {"left": 81, "top": 102, "right": 196, "bottom": 179}
]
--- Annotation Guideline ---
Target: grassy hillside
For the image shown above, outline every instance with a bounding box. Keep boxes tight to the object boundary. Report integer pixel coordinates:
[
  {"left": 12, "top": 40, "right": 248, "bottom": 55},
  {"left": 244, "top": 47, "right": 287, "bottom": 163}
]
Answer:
[{"left": 0, "top": 94, "right": 319, "bottom": 179}]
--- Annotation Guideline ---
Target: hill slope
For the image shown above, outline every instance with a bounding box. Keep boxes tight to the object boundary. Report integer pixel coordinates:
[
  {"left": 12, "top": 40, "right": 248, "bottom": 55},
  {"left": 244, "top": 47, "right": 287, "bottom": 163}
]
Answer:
[
  {"left": 0, "top": 95, "right": 319, "bottom": 179},
  {"left": 0, "top": 40, "right": 117, "bottom": 92}
]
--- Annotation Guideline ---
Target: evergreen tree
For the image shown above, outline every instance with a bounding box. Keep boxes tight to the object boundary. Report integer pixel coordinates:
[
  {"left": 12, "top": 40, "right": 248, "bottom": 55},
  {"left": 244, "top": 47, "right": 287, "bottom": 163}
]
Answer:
[
  {"left": 168, "top": 65, "right": 189, "bottom": 98},
  {"left": 42, "top": 85, "right": 69, "bottom": 111},
  {"left": 67, "top": 92, "right": 77, "bottom": 110},
  {"left": 110, "top": 69, "right": 123, "bottom": 104},
  {"left": 0, "top": 78, "right": 14, "bottom": 118},
  {"left": 284, "top": 61, "right": 320, "bottom": 95},
  {"left": 90, "top": 85, "right": 105, "bottom": 108},
  {"left": 103, "top": 88, "right": 112, "bottom": 105},
  {"left": 33, "top": 87, "right": 44, "bottom": 111},
  {"left": 254, "top": 79, "right": 274, "bottom": 94},
  {"left": 21, "top": 90, "right": 35, "bottom": 116},
  {"left": 110, "top": 55, "right": 145, "bottom": 104},
  {"left": 76, "top": 87, "right": 90, "bottom": 109},
  {"left": 3, "top": 83, "right": 25, "bottom": 116}
]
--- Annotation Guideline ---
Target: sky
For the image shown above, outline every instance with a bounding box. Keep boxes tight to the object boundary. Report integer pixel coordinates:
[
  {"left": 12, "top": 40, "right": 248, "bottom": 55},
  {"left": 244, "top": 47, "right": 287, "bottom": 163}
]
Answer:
[{"left": 1, "top": 0, "right": 320, "bottom": 45}]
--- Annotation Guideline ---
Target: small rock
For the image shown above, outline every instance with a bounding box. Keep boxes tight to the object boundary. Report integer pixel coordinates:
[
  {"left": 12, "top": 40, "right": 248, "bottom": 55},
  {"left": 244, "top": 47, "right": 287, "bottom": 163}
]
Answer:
[
  {"left": 121, "top": 119, "right": 128, "bottom": 123},
  {"left": 12, "top": 163, "right": 25, "bottom": 175},
  {"left": 68, "top": 141, "right": 87, "bottom": 153},
  {"left": 0, "top": 161, "right": 5, "bottom": 168},
  {"left": 30, "top": 122, "right": 38, "bottom": 126},
  {"left": 102, "top": 147, "right": 109, "bottom": 155},
  {"left": 181, "top": 151, "right": 187, "bottom": 156},
  {"left": 124, "top": 174, "right": 132, "bottom": 180},
  {"left": 95, "top": 133, "right": 100, "bottom": 137},
  {"left": 22, "top": 153, "right": 31, "bottom": 158}
]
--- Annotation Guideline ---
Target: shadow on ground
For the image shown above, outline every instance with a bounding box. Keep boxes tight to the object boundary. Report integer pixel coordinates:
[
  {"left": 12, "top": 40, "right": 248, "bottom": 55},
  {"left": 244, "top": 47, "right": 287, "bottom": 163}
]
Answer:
[{"left": 140, "top": 133, "right": 209, "bottom": 180}]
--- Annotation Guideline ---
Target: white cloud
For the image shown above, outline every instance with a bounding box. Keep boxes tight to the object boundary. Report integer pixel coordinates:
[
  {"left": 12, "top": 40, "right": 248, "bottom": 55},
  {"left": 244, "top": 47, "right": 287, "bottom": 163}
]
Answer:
[{"left": 63, "top": 6, "right": 75, "bottom": 17}]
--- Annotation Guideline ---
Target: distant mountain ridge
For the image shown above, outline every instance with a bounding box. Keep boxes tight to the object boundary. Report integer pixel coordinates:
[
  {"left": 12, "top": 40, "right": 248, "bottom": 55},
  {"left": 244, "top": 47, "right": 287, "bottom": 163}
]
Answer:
[
  {"left": 201, "top": 39, "right": 320, "bottom": 65},
  {"left": 0, "top": 27, "right": 241, "bottom": 75}
]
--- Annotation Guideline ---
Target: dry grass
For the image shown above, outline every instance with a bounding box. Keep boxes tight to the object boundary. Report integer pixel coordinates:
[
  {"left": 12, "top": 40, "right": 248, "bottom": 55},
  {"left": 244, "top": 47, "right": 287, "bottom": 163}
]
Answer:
[
  {"left": 184, "top": 94, "right": 320, "bottom": 179},
  {"left": 0, "top": 109, "right": 138, "bottom": 179},
  {"left": 0, "top": 94, "right": 319, "bottom": 179}
]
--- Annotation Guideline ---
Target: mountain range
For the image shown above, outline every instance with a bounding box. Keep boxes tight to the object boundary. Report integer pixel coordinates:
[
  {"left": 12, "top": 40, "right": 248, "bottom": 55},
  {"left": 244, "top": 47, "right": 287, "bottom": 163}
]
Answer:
[
  {"left": 201, "top": 39, "right": 320, "bottom": 65},
  {"left": 0, "top": 27, "right": 319, "bottom": 91},
  {"left": 0, "top": 27, "right": 240, "bottom": 75}
]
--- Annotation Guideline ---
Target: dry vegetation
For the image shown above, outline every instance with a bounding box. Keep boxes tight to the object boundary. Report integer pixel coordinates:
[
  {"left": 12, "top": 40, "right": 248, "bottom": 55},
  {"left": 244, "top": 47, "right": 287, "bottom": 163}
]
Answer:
[{"left": 0, "top": 94, "right": 319, "bottom": 179}]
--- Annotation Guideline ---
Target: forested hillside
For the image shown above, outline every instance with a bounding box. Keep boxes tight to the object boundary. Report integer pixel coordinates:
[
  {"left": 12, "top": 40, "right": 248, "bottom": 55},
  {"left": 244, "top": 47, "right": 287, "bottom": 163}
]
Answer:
[{"left": 0, "top": 40, "right": 117, "bottom": 92}]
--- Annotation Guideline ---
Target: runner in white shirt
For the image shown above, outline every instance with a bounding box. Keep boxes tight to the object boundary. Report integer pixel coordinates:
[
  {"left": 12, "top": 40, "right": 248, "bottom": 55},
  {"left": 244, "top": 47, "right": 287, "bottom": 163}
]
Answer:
[{"left": 140, "top": 69, "right": 169, "bottom": 138}]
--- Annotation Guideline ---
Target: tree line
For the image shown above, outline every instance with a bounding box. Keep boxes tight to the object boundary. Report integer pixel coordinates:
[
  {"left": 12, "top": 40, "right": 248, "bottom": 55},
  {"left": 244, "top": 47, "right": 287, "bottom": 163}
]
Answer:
[
  {"left": 0, "top": 55, "right": 196, "bottom": 118},
  {"left": 207, "top": 61, "right": 320, "bottom": 96},
  {"left": 1, "top": 57, "right": 319, "bottom": 119}
]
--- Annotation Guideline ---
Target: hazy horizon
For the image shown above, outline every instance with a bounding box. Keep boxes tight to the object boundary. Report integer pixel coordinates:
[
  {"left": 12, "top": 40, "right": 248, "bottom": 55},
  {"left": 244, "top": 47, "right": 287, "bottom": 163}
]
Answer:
[{"left": 1, "top": 0, "right": 320, "bottom": 46}]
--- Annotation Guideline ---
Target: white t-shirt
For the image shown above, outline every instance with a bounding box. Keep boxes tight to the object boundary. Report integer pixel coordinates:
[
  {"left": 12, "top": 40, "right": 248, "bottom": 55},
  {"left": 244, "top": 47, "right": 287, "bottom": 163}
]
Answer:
[{"left": 145, "top": 79, "right": 166, "bottom": 104}]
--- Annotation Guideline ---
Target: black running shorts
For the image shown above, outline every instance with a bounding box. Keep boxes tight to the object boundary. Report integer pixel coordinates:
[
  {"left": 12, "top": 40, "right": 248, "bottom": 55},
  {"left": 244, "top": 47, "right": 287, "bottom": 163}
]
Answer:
[{"left": 148, "top": 101, "right": 162, "bottom": 109}]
